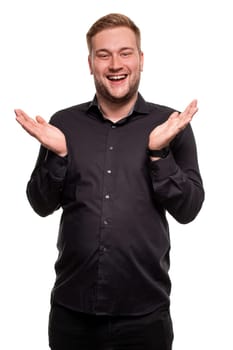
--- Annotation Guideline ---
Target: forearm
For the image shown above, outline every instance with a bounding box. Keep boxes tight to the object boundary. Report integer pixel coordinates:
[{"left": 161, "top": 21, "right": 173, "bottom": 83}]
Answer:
[
  {"left": 26, "top": 147, "right": 68, "bottom": 217},
  {"left": 150, "top": 154, "right": 204, "bottom": 223},
  {"left": 149, "top": 117, "right": 205, "bottom": 224}
]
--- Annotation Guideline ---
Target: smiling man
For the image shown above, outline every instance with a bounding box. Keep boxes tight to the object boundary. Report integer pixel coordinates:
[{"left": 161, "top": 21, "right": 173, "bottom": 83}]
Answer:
[
  {"left": 88, "top": 25, "right": 143, "bottom": 113},
  {"left": 15, "top": 13, "right": 204, "bottom": 350}
]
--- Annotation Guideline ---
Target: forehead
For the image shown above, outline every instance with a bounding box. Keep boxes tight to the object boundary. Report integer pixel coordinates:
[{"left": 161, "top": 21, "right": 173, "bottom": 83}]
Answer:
[{"left": 91, "top": 26, "right": 138, "bottom": 52}]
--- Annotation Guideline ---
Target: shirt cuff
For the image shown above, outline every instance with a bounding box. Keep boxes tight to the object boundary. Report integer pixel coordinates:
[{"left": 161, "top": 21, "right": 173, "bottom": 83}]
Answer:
[
  {"left": 149, "top": 151, "right": 178, "bottom": 181},
  {"left": 44, "top": 150, "right": 68, "bottom": 180}
]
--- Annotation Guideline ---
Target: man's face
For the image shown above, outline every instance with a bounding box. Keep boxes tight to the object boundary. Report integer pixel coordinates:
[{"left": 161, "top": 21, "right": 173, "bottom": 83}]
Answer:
[{"left": 88, "top": 26, "right": 144, "bottom": 104}]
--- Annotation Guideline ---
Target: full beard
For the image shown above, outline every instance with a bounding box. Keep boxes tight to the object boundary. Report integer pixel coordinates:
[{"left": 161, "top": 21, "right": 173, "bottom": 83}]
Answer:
[{"left": 93, "top": 76, "right": 141, "bottom": 105}]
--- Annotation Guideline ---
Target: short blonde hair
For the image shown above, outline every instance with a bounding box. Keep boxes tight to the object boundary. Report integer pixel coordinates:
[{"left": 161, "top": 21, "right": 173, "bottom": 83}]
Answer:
[{"left": 86, "top": 13, "right": 141, "bottom": 53}]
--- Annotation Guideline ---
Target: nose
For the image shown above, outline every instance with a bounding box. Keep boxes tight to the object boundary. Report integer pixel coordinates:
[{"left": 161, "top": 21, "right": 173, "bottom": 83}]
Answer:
[{"left": 109, "top": 54, "right": 122, "bottom": 71}]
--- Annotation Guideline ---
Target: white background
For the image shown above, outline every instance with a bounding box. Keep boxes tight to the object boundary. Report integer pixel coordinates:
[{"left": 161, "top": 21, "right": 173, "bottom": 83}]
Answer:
[{"left": 1, "top": 0, "right": 232, "bottom": 349}]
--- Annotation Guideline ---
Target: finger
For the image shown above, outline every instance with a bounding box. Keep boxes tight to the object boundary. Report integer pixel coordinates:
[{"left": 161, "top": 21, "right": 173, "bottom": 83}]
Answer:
[
  {"left": 14, "top": 109, "right": 31, "bottom": 120},
  {"left": 183, "top": 99, "right": 198, "bottom": 116},
  {"left": 15, "top": 111, "right": 40, "bottom": 137},
  {"left": 14, "top": 110, "right": 37, "bottom": 131},
  {"left": 178, "top": 101, "right": 198, "bottom": 124},
  {"left": 189, "top": 99, "right": 198, "bottom": 108}
]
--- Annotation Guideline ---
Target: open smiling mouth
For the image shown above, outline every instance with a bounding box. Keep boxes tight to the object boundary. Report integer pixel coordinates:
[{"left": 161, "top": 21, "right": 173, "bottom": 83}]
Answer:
[{"left": 107, "top": 74, "right": 127, "bottom": 81}]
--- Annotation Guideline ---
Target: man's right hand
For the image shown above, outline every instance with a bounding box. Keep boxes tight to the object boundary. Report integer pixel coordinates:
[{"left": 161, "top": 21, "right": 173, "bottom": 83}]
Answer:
[{"left": 15, "top": 109, "right": 68, "bottom": 157}]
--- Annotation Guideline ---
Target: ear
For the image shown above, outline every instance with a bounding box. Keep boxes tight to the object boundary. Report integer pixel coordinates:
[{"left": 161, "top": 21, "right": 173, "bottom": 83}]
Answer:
[
  {"left": 88, "top": 55, "right": 93, "bottom": 75},
  {"left": 140, "top": 51, "right": 144, "bottom": 72}
]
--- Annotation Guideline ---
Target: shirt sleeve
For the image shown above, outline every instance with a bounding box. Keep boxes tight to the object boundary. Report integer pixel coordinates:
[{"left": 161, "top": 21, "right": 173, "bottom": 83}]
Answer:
[
  {"left": 149, "top": 124, "right": 205, "bottom": 224},
  {"left": 26, "top": 145, "right": 68, "bottom": 217}
]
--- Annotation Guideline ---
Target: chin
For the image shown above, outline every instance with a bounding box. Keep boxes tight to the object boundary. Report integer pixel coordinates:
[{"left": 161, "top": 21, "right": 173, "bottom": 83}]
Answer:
[{"left": 108, "top": 88, "right": 133, "bottom": 100}]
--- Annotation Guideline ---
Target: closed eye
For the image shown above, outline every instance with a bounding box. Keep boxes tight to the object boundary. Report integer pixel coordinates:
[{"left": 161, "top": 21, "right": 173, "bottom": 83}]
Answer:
[
  {"left": 96, "top": 50, "right": 110, "bottom": 60},
  {"left": 120, "top": 51, "right": 133, "bottom": 57}
]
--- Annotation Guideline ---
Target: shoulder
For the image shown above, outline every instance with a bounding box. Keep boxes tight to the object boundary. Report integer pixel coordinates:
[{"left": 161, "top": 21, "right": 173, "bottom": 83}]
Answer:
[
  {"left": 48, "top": 102, "right": 92, "bottom": 129},
  {"left": 145, "top": 101, "right": 177, "bottom": 128},
  {"left": 147, "top": 101, "right": 176, "bottom": 119},
  {"left": 51, "top": 102, "right": 91, "bottom": 120},
  {"left": 137, "top": 93, "right": 177, "bottom": 123}
]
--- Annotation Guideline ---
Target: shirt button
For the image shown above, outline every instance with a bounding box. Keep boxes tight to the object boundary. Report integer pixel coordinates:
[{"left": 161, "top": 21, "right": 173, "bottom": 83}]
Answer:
[
  {"left": 105, "top": 194, "right": 110, "bottom": 199},
  {"left": 109, "top": 146, "right": 114, "bottom": 151},
  {"left": 100, "top": 245, "right": 107, "bottom": 254},
  {"left": 111, "top": 125, "right": 116, "bottom": 129},
  {"left": 103, "top": 220, "right": 108, "bottom": 225},
  {"left": 107, "top": 170, "right": 112, "bottom": 174}
]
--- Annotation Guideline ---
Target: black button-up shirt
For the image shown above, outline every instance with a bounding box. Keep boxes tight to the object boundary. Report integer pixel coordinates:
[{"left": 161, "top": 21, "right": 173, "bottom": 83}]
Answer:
[{"left": 26, "top": 93, "right": 204, "bottom": 316}]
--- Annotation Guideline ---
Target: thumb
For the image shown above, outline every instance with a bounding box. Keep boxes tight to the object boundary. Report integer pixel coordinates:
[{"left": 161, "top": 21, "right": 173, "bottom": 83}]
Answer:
[
  {"left": 168, "top": 111, "right": 179, "bottom": 120},
  {"left": 35, "top": 115, "right": 47, "bottom": 124}
]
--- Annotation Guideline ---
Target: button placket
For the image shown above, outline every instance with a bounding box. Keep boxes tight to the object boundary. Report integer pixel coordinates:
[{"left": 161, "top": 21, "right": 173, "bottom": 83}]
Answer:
[
  {"left": 95, "top": 123, "right": 118, "bottom": 312},
  {"left": 100, "top": 124, "right": 116, "bottom": 228}
]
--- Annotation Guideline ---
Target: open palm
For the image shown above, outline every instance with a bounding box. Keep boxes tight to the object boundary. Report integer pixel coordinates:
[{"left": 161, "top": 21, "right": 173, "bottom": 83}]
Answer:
[{"left": 15, "top": 109, "right": 67, "bottom": 157}]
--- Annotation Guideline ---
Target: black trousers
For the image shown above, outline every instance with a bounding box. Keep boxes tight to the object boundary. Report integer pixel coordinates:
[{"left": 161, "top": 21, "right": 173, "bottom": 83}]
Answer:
[{"left": 48, "top": 303, "right": 173, "bottom": 350}]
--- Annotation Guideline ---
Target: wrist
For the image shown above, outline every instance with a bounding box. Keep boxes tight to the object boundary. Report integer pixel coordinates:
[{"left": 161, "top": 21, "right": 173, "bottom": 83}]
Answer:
[{"left": 147, "top": 147, "right": 170, "bottom": 159}]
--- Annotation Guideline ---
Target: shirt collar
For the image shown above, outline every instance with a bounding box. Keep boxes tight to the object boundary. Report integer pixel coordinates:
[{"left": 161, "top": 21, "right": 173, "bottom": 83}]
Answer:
[{"left": 87, "top": 93, "right": 150, "bottom": 118}]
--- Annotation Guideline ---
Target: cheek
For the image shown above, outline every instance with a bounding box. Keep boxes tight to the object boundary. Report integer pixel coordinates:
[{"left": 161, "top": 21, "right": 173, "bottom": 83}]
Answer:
[
  {"left": 130, "top": 62, "right": 143, "bottom": 77},
  {"left": 90, "top": 62, "right": 106, "bottom": 77},
  {"left": 129, "top": 58, "right": 143, "bottom": 73}
]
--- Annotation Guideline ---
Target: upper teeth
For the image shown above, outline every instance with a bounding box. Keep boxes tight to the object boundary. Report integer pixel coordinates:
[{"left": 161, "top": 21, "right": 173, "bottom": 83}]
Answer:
[{"left": 109, "top": 75, "right": 126, "bottom": 80}]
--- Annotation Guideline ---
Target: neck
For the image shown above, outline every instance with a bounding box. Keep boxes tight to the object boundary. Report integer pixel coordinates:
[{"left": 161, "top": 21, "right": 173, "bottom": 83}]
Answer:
[{"left": 97, "top": 93, "right": 138, "bottom": 123}]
